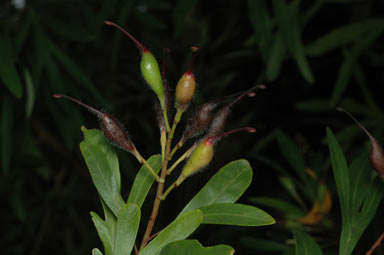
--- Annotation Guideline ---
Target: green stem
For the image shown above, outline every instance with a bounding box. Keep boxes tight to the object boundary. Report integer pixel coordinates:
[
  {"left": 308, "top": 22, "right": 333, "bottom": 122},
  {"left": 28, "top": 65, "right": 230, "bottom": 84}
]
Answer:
[
  {"left": 134, "top": 150, "right": 164, "bottom": 183},
  {"left": 167, "top": 143, "right": 196, "bottom": 175}
]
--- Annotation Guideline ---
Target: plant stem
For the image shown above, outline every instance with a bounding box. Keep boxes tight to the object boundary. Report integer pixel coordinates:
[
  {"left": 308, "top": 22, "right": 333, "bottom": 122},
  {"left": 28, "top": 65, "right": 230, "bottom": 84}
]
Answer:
[
  {"left": 139, "top": 131, "right": 174, "bottom": 251},
  {"left": 134, "top": 150, "right": 164, "bottom": 183},
  {"left": 366, "top": 232, "right": 384, "bottom": 255},
  {"left": 167, "top": 143, "right": 196, "bottom": 175}
]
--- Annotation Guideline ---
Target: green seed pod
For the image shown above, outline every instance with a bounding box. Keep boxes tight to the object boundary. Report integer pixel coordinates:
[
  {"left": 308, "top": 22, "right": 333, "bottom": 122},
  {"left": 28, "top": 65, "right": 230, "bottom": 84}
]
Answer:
[
  {"left": 176, "top": 127, "right": 256, "bottom": 186},
  {"left": 176, "top": 138, "right": 214, "bottom": 185},
  {"left": 141, "top": 51, "right": 164, "bottom": 106},
  {"left": 105, "top": 21, "right": 165, "bottom": 108}
]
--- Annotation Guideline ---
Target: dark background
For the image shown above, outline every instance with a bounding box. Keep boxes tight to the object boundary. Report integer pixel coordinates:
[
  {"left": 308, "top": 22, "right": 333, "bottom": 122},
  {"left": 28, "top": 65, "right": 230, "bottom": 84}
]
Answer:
[{"left": 1, "top": 0, "right": 384, "bottom": 254}]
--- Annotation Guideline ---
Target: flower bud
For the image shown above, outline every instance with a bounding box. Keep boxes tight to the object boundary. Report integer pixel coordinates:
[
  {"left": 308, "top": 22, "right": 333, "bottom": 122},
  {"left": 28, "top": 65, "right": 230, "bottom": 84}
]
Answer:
[
  {"left": 53, "top": 94, "right": 136, "bottom": 153},
  {"left": 337, "top": 107, "right": 384, "bottom": 182},
  {"left": 175, "top": 46, "right": 198, "bottom": 110},
  {"left": 105, "top": 21, "right": 165, "bottom": 108}
]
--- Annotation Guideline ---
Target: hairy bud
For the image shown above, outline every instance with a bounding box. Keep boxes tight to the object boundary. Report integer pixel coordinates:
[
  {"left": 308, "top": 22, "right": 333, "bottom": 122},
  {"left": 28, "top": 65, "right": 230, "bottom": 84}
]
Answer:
[
  {"left": 53, "top": 94, "right": 136, "bottom": 153},
  {"left": 337, "top": 107, "right": 384, "bottom": 182}
]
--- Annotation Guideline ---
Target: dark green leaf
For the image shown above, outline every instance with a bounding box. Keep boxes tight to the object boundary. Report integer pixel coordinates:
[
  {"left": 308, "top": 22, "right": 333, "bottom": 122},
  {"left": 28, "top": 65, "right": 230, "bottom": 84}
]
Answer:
[
  {"left": 240, "top": 237, "right": 289, "bottom": 252},
  {"left": 249, "top": 196, "right": 304, "bottom": 218},
  {"left": 266, "top": 34, "right": 285, "bottom": 82},
  {"left": 0, "top": 37, "right": 23, "bottom": 98},
  {"left": 276, "top": 130, "right": 307, "bottom": 183},
  {"left": 273, "top": 0, "right": 314, "bottom": 83},
  {"left": 160, "top": 240, "right": 234, "bottom": 255},
  {"left": 199, "top": 203, "right": 275, "bottom": 226},
  {"left": 114, "top": 203, "right": 140, "bottom": 255},
  {"left": 140, "top": 210, "right": 203, "bottom": 255},
  {"left": 1, "top": 95, "right": 13, "bottom": 174},
  {"left": 326, "top": 128, "right": 350, "bottom": 223},
  {"left": 306, "top": 18, "right": 384, "bottom": 56},
  {"left": 128, "top": 155, "right": 162, "bottom": 207},
  {"left": 179, "top": 160, "right": 252, "bottom": 216},
  {"left": 293, "top": 230, "right": 323, "bottom": 255},
  {"left": 24, "top": 69, "right": 35, "bottom": 119}
]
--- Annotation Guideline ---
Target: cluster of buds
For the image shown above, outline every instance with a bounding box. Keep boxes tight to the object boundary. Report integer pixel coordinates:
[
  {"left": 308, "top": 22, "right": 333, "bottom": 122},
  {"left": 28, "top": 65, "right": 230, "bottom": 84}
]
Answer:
[{"left": 54, "top": 21, "right": 265, "bottom": 196}]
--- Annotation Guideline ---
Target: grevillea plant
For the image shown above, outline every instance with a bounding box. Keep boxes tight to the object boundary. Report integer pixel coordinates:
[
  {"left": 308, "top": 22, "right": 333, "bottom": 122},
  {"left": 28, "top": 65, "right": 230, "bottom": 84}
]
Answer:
[{"left": 54, "top": 21, "right": 274, "bottom": 255}]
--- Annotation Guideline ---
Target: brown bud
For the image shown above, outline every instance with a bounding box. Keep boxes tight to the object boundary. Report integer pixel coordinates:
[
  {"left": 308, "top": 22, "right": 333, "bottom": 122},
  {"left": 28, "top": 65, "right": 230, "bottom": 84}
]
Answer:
[
  {"left": 53, "top": 94, "right": 136, "bottom": 153},
  {"left": 337, "top": 107, "right": 384, "bottom": 182}
]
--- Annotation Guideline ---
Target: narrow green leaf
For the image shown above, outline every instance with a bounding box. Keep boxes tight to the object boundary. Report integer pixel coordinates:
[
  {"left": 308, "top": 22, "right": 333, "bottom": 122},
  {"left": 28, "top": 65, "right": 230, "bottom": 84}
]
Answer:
[
  {"left": 305, "top": 18, "right": 384, "bottom": 56},
  {"left": 24, "top": 69, "right": 35, "bottom": 119},
  {"left": 92, "top": 248, "right": 104, "bottom": 255},
  {"left": 293, "top": 230, "right": 323, "bottom": 255},
  {"left": 273, "top": 0, "right": 314, "bottom": 83},
  {"left": 266, "top": 34, "right": 285, "bottom": 82},
  {"left": 249, "top": 196, "right": 304, "bottom": 217},
  {"left": 100, "top": 199, "right": 117, "bottom": 255},
  {"left": 160, "top": 240, "right": 234, "bottom": 255},
  {"left": 279, "top": 176, "right": 306, "bottom": 208},
  {"left": 0, "top": 37, "right": 23, "bottom": 98},
  {"left": 173, "top": 0, "right": 198, "bottom": 37},
  {"left": 240, "top": 237, "right": 289, "bottom": 252},
  {"left": 179, "top": 160, "right": 252, "bottom": 217},
  {"left": 199, "top": 203, "right": 275, "bottom": 226},
  {"left": 248, "top": 0, "right": 274, "bottom": 61},
  {"left": 276, "top": 130, "right": 307, "bottom": 183},
  {"left": 326, "top": 128, "right": 350, "bottom": 222},
  {"left": 140, "top": 210, "right": 203, "bottom": 255},
  {"left": 128, "top": 155, "right": 162, "bottom": 207},
  {"left": 349, "top": 154, "right": 371, "bottom": 212},
  {"left": 114, "top": 203, "right": 140, "bottom": 255},
  {"left": 49, "top": 42, "right": 105, "bottom": 104},
  {"left": 91, "top": 211, "right": 114, "bottom": 255},
  {"left": 1, "top": 95, "right": 13, "bottom": 174},
  {"left": 80, "top": 128, "right": 123, "bottom": 216}
]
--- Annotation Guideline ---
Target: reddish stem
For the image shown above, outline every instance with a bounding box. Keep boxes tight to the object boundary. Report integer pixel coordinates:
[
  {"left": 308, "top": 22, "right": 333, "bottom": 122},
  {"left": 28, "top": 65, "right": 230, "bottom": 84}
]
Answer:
[
  {"left": 52, "top": 94, "right": 103, "bottom": 118},
  {"left": 207, "top": 127, "right": 256, "bottom": 145},
  {"left": 104, "top": 20, "right": 148, "bottom": 52}
]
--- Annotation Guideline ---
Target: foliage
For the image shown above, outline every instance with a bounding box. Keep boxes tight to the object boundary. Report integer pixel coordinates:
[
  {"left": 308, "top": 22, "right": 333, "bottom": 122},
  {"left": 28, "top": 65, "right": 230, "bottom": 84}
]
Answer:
[{"left": 1, "top": 0, "right": 384, "bottom": 254}]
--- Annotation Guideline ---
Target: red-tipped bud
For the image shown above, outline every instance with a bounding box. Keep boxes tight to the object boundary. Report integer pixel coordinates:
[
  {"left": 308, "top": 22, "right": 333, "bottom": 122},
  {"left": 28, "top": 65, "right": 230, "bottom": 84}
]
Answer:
[
  {"left": 175, "top": 46, "right": 199, "bottom": 110},
  {"left": 53, "top": 94, "right": 136, "bottom": 153},
  {"left": 337, "top": 107, "right": 384, "bottom": 182},
  {"left": 177, "top": 127, "right": 256, "bottom": 185}
]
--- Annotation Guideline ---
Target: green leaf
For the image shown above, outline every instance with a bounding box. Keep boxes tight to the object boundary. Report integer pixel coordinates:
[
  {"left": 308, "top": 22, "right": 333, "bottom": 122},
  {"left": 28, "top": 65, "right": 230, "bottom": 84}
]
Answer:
[
  {"left": 92, "top": 248, "right": 104, "bottom": 255},
  {"left": 80, "top": 127, "right": 123, "bottom": 216},
  {"left": 249, "top": 196, "right": 304, "bottom": 218},
  {"left": 91, "top": 211, "right": 114, "bottom": 255},
  {"left": 128, "top": 155, "right": 162, "bottom": 207},
  {"left": 173, "top": 0, "right": 199, "bottom": 37},
  {"left": 305, "top": 18, "right": 384, "bottom": 56},
  {"left": 240, "top": 237, "right": 289, "bottom": 252},
  {"left": 266, "top": 34, "right": 285, "bottom": 82},
  {"left": 114, "top": 203, "right": 140, "bottom": 255},
  {"left": 24, "top": 69, "right": 35, "bottom": 119},
  {"left": 326, "top": 128, "right": 350, "bottom": 223},
  {"left": 273, "top": 0, "right": 314, "bottom": 83},
  {"left": 1, "top": 95, "right": 13, "bottom": 174},
  {"left": 140, "top": 210, "right": 203, "bottom": 255},
  {"left": 0, "top": 37, "right": 23, "bottom": 98},
  {"left": 199, "top": 203, "right": 275, "bottom": 226},
  {"left": 276, "top": 130, "right": 307, "bottom": 183},
  {"left": 179, "top": 160, "right": 252, "bottom": 217},
  {"left": 160, "top": 240, "right": 234, "bottom": 255},
  {"left": 49, "top": 42, "right": 105, "bottom": 104},
  {"left": 293, "top": 230, "right": 323, "bottom": 255},
  {"left": 82, "top": 128, "right": 121, "bottom": 191}
]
